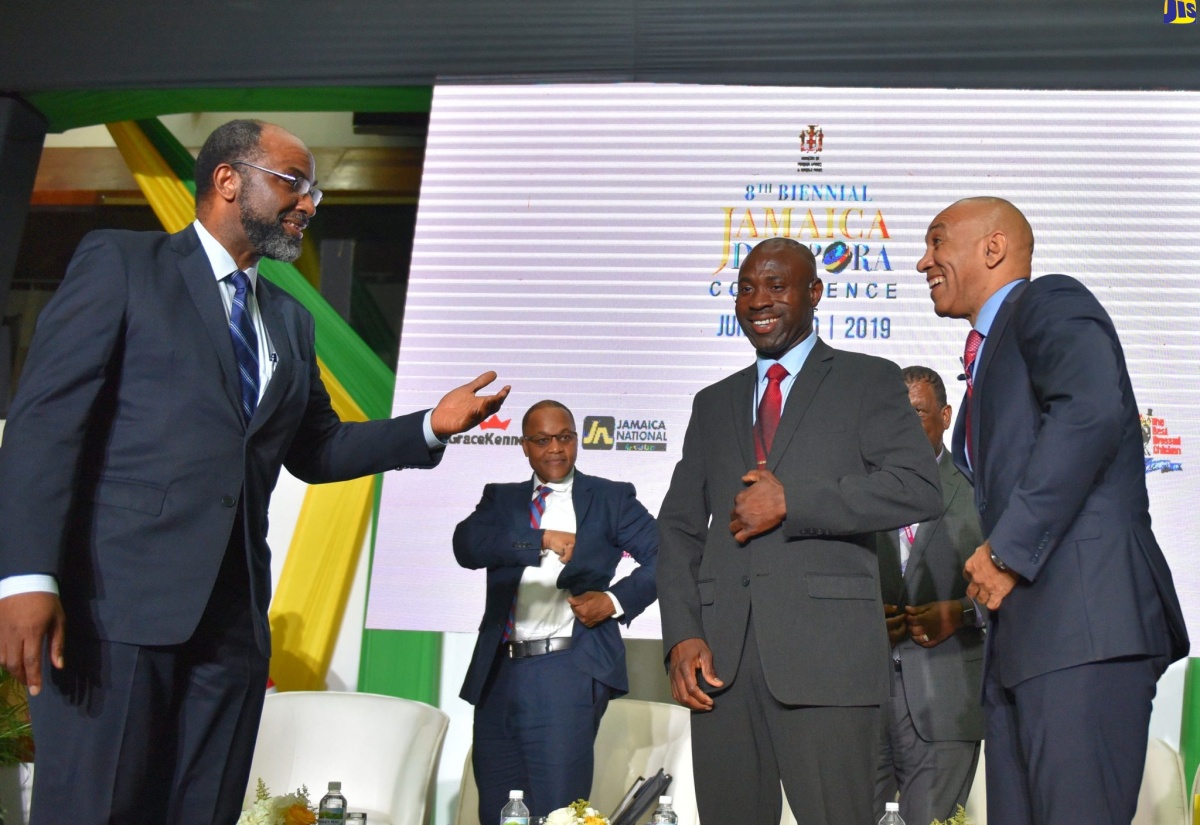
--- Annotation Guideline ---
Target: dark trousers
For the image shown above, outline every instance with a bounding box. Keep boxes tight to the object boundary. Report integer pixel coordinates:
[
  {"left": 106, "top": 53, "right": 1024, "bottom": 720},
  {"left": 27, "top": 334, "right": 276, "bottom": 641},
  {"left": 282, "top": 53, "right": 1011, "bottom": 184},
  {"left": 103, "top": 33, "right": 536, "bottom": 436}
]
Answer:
[
  {"left": 691, "top": 618, "right": 880, "bottom": 825},
  {"left": 473, "top": 645, "right": 610, "bottom": 821},
  {"left": 984, "top": 655, "right": 1165, "bottom": 825},
  {"left": 28, "top": 532, "right": 269, "bottom": 825}
]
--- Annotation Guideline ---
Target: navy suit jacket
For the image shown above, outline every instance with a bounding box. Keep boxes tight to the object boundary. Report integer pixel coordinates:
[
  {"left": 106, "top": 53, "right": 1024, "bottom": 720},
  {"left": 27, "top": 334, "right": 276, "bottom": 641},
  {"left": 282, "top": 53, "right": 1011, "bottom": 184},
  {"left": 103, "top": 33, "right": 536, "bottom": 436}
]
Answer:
[
  {"left": 453, "top": 470, "right": 658, "bottom": 705},
  {"left": 0, "top": 226, "right": 441, "bottom": 653},
  {"left": 953, "top": 275, "right": 1188, "bottom": 687}
]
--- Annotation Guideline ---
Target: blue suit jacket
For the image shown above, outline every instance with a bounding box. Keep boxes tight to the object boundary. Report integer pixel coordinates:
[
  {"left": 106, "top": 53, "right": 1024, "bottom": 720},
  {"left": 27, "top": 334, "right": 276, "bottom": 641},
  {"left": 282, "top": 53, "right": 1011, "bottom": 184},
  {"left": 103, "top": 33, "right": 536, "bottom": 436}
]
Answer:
[
  {"left": 453, "top": 470, "right": 658, "bottom": 704},
  {"left": 0, "top": 226, "right": 441, "bottom": 654},
  {"left": 952, "top": 275, "right": 1188, "bottom": 687}
]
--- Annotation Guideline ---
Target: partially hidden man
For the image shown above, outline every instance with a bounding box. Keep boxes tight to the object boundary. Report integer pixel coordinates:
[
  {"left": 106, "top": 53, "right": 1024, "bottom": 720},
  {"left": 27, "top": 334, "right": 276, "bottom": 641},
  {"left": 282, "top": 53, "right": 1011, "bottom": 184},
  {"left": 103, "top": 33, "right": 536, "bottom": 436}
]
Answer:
[
  {"left": 0, "top": 119, "right": 509, "bottom": 825},
  {"left": 657, "top": 237, "right": 943, "bottom": 825},
  {"left": 454, "top": 400, "right": 658, "bottom": 821},
  {"left": 876, "top": 366, "right": 985, "bottom": 825}
]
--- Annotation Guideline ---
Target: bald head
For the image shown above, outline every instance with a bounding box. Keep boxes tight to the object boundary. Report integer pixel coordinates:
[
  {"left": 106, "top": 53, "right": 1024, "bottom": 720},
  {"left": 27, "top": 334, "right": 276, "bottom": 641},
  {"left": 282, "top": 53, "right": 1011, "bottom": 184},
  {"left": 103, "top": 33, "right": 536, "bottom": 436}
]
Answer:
[
  {"left": 918, "top": 197, "right": 1035, "bottom": 324},
  {"left": 741, "top": 237, "right": 818, "bottom": 281}
]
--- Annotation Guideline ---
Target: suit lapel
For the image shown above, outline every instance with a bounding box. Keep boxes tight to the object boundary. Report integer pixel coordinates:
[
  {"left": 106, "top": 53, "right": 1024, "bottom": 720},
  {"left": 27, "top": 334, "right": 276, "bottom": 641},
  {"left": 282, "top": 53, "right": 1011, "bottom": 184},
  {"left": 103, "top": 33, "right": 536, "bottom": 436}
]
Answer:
[
  {"left": 729, "top": 365, "right": 757, "bottom": 472},
  {"left": 878, "top": 529, "right": 906, "bottom": 605},
  {"left": 571, "top": 471, "right": 594, "bottom": 527},
  {"left": 768, "top": 338, "right": 833, "bottom": 471},
  {"left": 904, "top": 454, "right": 957, "bottom": 584},
  {"left": 247, "top": 278, "right": 294, "bottom": 436},
  {"left": 971, "top": 280, "right": 1028, "bottom": 465},
  {"left": 173, "top": 227, "right": 243, "bottom": 422}
]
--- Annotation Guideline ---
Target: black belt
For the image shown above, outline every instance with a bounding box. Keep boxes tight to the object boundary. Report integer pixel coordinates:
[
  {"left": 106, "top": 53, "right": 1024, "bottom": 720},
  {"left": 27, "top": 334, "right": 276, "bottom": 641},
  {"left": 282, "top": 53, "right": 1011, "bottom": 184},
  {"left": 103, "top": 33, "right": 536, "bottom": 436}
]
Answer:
[{"left": 508, "top": 637, "right": 573, "bottom": 659}]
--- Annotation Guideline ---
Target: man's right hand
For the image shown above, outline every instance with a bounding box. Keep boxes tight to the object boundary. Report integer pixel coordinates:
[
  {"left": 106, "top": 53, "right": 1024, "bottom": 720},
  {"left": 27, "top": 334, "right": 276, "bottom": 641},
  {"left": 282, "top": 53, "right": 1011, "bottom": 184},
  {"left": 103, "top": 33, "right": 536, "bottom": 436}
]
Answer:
[
  {"left": 542, "top": 529, "right": 575, "bottom": 563},
  {"left": 0, "top": 592, "right": 66, "bottom": 695},
  {"left": 883, "top": 603, "right": 906, "bottom": 646},
  {"left": 668, "top": 637, "right": 724, "bottom": 711}
]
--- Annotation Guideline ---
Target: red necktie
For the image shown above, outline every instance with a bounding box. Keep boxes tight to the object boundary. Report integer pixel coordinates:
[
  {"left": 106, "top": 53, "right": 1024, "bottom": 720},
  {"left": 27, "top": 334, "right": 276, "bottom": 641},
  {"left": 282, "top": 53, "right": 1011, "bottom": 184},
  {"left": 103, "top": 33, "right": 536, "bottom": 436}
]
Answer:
[
  {"left": 755, "top": 363, "right": 789, "bottom": 466},
  {"left": 963, "top": 330, "right": 984, "bottom": 463}
]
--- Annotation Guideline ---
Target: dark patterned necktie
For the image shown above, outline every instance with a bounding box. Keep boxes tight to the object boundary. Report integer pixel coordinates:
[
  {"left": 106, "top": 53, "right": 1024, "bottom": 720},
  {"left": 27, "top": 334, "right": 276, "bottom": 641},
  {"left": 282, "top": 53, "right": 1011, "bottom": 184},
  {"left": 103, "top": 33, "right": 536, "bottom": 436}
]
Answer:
[
  {"left": 229, "top": 270, "right": 260, "bottom": 424},
  {"left": 502, "top": 485, "right": 552, "bottom": 643},
  {"left": 755, "top": 363, "right": 789, "bottom": 466}
]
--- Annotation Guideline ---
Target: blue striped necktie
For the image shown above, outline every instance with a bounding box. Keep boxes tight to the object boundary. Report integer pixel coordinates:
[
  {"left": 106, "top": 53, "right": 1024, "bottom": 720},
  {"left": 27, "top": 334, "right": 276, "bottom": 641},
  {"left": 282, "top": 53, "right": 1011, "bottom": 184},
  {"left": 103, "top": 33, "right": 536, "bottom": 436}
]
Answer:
[
  {"left": 228, "top": 270, "right": 261, "bottom": 424},
  {"left": 502, "top": 485, "right": 552, "bottom": 643}
]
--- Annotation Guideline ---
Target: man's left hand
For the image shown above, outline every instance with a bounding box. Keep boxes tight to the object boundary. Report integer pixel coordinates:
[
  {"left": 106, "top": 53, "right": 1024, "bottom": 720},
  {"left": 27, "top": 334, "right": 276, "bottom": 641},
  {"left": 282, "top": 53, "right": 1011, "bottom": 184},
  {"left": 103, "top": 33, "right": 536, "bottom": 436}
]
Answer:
[
  {"left": 905, "top": 600, "right": 962, "bottom": 648},
  {"left": 964, "top": 540, "right": 1018, "bottom": 610},
  {"left": 567, "top": 591, "right": 614, "bottom": 627},
  {"left": 730, "top": 469, "right": 786, "bottom": 543},
  {"left": 430, "top": 371, "right": 511, "bottom": 438}
]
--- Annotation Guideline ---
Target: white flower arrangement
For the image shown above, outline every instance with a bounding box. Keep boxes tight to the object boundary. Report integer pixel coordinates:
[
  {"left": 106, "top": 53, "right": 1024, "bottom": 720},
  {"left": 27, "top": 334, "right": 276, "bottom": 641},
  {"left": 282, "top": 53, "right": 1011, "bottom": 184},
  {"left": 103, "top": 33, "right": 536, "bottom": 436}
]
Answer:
[
  {"left": 544, "top": 800, "right": 610, "bottom": 825},
  {"left": 237, "top": 779, "right": 317, "bottom": 825}
]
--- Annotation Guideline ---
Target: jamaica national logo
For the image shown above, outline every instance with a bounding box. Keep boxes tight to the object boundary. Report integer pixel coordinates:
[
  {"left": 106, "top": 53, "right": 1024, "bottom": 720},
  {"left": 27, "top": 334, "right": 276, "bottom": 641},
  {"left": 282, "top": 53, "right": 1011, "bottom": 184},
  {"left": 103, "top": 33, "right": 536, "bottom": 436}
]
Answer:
[
  {"left": 1141, "top": 408, "right": 1183, "bottom": 474},
  {"left": 582, "top": 416, "right": 615, "bottom": 450},
  {"left": 582, "top": 415, "right": 667, "bottom": 452}
]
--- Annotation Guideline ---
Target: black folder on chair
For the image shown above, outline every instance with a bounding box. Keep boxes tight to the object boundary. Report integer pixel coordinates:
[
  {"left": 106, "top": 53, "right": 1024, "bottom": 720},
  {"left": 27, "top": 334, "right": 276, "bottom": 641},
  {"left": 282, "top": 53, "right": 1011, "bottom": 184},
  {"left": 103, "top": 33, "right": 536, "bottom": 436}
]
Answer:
[{"left": 610, "top": 768, "right": 672, "bottom": 825}]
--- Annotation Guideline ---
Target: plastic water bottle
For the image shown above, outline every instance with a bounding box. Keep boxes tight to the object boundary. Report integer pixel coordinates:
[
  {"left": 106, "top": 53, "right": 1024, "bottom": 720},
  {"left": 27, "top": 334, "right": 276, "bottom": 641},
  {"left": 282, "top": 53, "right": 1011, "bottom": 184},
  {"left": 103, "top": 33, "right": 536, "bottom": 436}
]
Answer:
[
  {"left": 650, "top": 795, "right": 678, "bottom": 824},
  {"left": 318, "top": 781, "right": 347, "bottom": 824},
  {"left": 878, "top": 801, "right": 905, "bottom": 825},
  {"left": 500, "top": 790, "right": 530, "bottom": 825}
]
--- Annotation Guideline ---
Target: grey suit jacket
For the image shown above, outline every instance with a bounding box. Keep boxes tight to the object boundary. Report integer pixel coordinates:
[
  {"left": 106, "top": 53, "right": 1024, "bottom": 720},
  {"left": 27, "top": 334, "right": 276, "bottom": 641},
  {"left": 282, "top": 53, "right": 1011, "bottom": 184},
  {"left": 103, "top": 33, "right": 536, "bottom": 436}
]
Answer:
[
  {"left": 0, "top": 226, "right": 441, "bottom": 654},
  {"left": 658, "top": 338, "right": 943, "bottom": 707},
  {"left": 877, "top": 450, "right": 984, "bottom": 742}
]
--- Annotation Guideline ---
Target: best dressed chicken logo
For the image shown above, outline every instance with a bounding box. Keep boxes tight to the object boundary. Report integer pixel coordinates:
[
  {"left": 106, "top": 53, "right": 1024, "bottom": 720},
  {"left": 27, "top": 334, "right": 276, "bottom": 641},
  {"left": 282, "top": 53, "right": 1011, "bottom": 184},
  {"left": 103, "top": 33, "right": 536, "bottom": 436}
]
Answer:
[{"left": 1141, "top": 409, "right": 1183, "bottom": 473}]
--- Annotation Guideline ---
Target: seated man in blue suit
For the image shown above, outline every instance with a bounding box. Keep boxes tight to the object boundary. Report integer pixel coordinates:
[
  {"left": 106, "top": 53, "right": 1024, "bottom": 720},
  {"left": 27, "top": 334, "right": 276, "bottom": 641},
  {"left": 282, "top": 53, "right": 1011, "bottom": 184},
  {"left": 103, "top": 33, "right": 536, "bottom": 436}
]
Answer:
[{"left": 454, "top": 400, "right": 658, "bottom": 822}]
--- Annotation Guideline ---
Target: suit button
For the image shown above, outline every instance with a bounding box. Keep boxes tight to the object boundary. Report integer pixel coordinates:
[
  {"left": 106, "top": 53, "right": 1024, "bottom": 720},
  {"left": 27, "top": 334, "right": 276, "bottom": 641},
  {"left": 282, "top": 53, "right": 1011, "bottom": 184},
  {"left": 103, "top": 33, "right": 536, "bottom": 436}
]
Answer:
[
  {"left": 741, "top": 576, "right": 750, "bottom": 587},
  {"left": 221, "top": 495, "right": 236, "bottom": 508}
]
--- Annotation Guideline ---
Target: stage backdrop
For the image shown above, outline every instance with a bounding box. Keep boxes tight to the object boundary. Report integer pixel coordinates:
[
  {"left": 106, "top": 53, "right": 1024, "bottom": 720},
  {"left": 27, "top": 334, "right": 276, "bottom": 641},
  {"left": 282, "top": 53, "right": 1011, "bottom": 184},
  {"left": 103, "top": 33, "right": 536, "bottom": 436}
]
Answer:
[{"left": 367, "top": 84, "right": 1198, "bottom": 642}]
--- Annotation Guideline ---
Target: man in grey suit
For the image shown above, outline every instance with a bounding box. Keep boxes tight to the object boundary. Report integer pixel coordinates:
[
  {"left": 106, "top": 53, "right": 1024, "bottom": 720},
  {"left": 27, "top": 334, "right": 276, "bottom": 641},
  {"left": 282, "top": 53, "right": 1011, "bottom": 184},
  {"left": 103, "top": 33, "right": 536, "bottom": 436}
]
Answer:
[
  {"left": 0, "top": 119, "right": 509, "bottom": 825},
  {"left": 876, "top": 366, "right": 985, "bottom": 825},
  {"left": 657, "top": 237, "right": 942, "bottom": 825}
]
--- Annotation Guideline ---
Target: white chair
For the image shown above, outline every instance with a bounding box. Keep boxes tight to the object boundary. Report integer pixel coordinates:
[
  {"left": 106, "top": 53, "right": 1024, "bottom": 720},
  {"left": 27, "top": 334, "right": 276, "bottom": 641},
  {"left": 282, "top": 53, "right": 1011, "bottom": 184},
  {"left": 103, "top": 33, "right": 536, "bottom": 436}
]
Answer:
[
  {"left": 244, "top": 691, "right": 449, "bottom": 825},
  {"left": 455, "top": 698, "right": 697, "bottom": 825},
  {"left": 1133, "top": 737, "right": 1187, "bottom": 825}
]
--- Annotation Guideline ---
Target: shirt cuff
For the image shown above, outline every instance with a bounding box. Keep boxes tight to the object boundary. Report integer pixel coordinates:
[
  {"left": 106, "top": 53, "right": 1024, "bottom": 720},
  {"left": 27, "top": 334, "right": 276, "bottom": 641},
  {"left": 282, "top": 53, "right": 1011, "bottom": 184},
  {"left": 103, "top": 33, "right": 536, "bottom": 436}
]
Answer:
[
  {"left": 606, "top": 591, "right": 624, "bottom": 619},
  {"left": 0, "top": 575, "right": 59, "bottom": 599},
  {"left": 423, "top": 410, "right": 447, "bottom": 449}
]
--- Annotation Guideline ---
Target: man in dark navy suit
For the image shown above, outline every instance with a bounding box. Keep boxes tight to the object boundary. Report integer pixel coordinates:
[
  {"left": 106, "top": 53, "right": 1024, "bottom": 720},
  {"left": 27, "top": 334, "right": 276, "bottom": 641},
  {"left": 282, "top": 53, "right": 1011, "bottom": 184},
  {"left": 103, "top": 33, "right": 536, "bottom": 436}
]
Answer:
[
  {"left": 454, "top": 400, "right": 657, "bottom": 822},
  {"left": 918, "top": 196, "right": 1189, "bottom": 825},
  {"left": 0, "top": 119, "right": 509, "bottom": 825}
]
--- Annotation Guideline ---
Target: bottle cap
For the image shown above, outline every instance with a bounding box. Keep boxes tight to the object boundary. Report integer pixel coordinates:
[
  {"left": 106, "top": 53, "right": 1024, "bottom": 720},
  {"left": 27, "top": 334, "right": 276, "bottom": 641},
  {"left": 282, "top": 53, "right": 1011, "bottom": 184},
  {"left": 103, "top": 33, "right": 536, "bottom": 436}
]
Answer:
[
  {"left": 659, "top": 795, "right": 673, "bottom": 804},
  {"left": 509, "top": 790, "right": 524, "bottom": 799},
  {"left": 329, "top": 781, "right": 342, "bottom": 791},
  {"left": 885, "top": 802, "right": 899, "bottom": 812}
]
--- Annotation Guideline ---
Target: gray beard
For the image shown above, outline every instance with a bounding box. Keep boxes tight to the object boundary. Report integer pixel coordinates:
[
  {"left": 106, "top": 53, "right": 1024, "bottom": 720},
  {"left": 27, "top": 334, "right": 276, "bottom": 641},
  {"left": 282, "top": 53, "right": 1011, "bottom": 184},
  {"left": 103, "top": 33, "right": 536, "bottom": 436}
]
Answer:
[{"left": 240, "top": 202, "right": 302, "bottom": 263}]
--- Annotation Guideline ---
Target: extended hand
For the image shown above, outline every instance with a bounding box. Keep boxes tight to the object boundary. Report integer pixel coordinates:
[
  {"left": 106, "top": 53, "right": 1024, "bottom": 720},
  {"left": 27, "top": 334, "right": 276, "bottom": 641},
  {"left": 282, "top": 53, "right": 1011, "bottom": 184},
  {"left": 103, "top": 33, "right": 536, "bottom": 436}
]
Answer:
[
  {"left": 668, "top": 637, "right": 724, "bottom": 711},
  {"left": 542, "top": 529, "right": 575, "bottom": 563},
  {"left": 964, "top": 541, "right": 1018, "bottom": 610},
  {"left": 430, "top": 371, "right": 511, "bottom": 439},
  {"left": 567, "top": 591, "right": 614, "bottom": 627},
  {"left": 905, "top": 600, "right": 962, "bottom": 647},
  {"left": 883, "top": 604, "right": 906, "bottom": 646},
  {"left": 0, "top": 592, "right": 66, "bottom": 695},
  {"left": 729, "top": 469, "right": 786, "bottom": 543}
]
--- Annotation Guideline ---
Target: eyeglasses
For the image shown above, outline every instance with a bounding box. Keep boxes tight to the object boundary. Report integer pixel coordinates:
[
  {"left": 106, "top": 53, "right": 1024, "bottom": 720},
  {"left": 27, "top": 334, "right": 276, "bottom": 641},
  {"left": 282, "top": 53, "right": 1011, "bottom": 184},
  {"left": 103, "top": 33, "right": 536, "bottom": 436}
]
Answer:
[
  {"left": 231, "top": 160, "right": 323, "bottom": 206},
  {"left": 522, "top": 432, "right": 577, "bottom": 448}
]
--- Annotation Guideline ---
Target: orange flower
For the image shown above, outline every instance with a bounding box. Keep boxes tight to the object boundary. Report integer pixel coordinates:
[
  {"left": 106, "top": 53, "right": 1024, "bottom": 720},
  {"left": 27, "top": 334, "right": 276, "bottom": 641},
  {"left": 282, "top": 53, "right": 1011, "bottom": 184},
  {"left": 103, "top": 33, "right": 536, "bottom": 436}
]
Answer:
[{"left": 284, "top": 803, "right": 317, "bottom": 825}]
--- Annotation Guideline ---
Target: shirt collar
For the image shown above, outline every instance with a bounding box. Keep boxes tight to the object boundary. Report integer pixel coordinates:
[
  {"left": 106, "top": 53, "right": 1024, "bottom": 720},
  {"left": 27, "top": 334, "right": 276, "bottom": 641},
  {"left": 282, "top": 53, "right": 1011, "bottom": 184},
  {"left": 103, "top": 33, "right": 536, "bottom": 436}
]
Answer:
[
  {"left": 934, "top": 445, "right": 945, "bottom": 464},
  {"left": 974, "top": 279, "right": 1025, "bottom": 336},
  {"left": 756, "top": 332, "right": 818, "bottom": 383},
  {"left": 194, "top": 220, "right": 260, "bottom": 287},
  {"left": 534, "top": 470, "right": 574, "bottom": 495}
]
